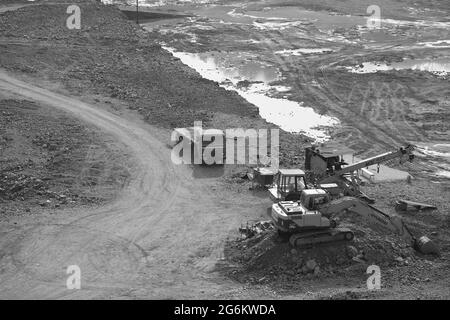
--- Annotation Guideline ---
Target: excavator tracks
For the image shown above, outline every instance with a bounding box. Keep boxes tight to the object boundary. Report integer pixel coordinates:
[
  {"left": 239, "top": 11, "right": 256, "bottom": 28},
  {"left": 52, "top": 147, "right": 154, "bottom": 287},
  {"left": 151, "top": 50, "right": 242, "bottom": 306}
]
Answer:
[{"left": 289, "top": 227, "right": 354, "bottom": 248}]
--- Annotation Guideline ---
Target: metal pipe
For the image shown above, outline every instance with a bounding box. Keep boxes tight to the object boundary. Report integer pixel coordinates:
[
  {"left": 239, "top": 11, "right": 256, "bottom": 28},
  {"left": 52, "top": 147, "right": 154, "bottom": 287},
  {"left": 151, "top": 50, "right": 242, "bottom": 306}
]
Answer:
[{"left": 136, "top": 0, "right": 139, "bottom": 24}]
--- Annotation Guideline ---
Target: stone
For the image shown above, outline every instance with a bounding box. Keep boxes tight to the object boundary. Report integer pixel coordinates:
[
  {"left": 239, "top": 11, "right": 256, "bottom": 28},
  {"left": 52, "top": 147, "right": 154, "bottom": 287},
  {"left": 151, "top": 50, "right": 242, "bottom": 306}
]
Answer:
[
  {"left": 306, "top": 259, "right": 317, "bottom": 271},
  {"left": 313, "top": 266, "right": 320, "bottom": 276},
  {"left": 301, "top": 265, "right": 309, "bottom": 274},
  {"left": 346, "top": 245, "right": 358, "bottom": 258}
]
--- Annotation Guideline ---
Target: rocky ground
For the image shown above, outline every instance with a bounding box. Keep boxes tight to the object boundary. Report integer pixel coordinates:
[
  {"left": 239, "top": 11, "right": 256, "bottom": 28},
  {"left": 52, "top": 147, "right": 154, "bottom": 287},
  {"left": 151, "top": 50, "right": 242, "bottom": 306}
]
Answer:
[
  {"left": 143, "top": 0, "right": 450, "bottom": 179},
  {"left": 0, "top": 96, "right": 133, "bottom": 217},
  {"left": 222, "top": 179, "right": 450, "bottom": 299},
  {"left": 0, "top": 0, "right": 449, "bottom": 299},
  {"left": 0, "top": 0, "right": 307, "bottom": 165}
]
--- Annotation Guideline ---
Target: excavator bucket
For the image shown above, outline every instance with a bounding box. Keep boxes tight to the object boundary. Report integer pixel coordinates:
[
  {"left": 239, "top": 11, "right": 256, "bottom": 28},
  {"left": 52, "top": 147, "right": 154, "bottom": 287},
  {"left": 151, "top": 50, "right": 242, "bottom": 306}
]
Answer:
[{"left": 415, "top": 236, "right": 440, "bottom": 255}]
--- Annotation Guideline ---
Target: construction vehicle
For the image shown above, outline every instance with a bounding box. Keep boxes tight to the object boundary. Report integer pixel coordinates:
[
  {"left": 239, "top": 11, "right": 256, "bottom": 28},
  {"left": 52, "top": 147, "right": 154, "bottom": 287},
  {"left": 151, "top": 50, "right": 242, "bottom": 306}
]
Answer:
[
  {"left": 305, "top": 144, "right": 416, "bottom": 203},
  {"left": 171, "top": 127, "right": 226, "bottom": 165},
  {"left": 268, "top": 169, "right": 309, "bottom": 202},
  {"left": 271, "top": 189, "right": 439, "bottom": 254},
  {"left": 395, "top": 199, "right": 437, "bottom": 212},
  {"left": 271, "top": 189, "right": 354, "bottom": 246},
  {"left": 268, "top": 168, "right": 345, "bottom": 202}
]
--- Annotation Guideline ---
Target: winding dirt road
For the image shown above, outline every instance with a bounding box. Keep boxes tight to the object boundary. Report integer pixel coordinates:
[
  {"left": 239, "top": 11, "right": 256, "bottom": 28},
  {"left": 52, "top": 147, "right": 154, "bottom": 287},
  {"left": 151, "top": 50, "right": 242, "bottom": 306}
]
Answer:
[{"left": 0, "top": 71, "right": 270, "bottom": 299}]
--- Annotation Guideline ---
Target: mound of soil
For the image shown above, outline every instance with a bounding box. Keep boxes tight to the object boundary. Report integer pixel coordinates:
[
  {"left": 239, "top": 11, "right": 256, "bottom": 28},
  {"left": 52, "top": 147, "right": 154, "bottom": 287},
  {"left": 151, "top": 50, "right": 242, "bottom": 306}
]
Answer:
[{"left": 224, "top": 216, "right": 417, "bottom": 287}]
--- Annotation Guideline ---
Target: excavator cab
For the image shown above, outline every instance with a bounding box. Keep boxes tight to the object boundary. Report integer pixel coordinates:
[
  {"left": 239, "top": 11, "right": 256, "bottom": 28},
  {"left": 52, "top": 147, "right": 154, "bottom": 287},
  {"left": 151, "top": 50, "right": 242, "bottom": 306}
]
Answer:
[
  {"left": 300, "top": 189, "right": 330, "bottom": 210},
  {"left": 269, "top": 169, "right": 308, "bottom": 202}
]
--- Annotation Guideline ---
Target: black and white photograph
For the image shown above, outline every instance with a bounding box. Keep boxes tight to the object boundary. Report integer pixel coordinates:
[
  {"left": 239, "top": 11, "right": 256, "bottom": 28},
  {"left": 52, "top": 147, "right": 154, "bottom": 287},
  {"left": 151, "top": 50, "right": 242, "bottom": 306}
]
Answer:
[{"left": 0, "top": 0, "right": 449, "bottom": 306}]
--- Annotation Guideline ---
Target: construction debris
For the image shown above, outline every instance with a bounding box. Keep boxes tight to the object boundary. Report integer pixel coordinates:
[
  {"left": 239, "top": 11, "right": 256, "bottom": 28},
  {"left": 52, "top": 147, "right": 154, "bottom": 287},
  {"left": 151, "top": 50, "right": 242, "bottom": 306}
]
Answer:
[
  {"left": 239, "top": 220, "right": 273, "bottom": 239},
  {"left": 395, "top": 199, "right": 437, "bottom": 212},
  {"left": 250, "top": 167, "right": 277, "bottom": 188},
  {"left": 415, "top": 236, "right": 440, "bottom": 255}
]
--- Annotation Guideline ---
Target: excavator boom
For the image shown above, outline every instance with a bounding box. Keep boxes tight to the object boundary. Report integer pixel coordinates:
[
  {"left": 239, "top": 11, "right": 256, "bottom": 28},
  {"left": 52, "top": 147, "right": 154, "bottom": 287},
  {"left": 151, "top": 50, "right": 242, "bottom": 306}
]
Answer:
[
  {"left": 271, "top": 189, "right": 438, "bottom": 254},
  {"left": 320, "top": 196, "right": 439, "bottom": 254},
  {"left": 321, "top": 197, "right": 415, "bottom": 246}
]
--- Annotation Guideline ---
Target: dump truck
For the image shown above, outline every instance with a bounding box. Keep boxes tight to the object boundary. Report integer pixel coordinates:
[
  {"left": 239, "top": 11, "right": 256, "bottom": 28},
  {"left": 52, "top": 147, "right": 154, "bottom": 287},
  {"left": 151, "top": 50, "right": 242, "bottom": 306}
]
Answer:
[{"left": 171, "top": 127, "right": 226, "bottom": 165}]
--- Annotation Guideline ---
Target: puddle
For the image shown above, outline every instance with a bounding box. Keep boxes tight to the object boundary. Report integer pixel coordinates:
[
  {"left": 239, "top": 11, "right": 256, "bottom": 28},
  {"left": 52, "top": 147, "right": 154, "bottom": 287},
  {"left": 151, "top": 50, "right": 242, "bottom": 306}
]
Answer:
[
  {"left": 417, "top": 40, "right": 450, "bottom": 48},
  {"left": 418, "top": 143, "right": 450, "bottom": 158},
  {"left": 436, "top": 171, "right": 450, "bottom": 179},
  {"left": 238, "top": 86, "right": 339, "bottom": 140},
  {"left": 416, "top": 143, "right": 450, "bottom": 179},
  {"left": 162, "top": 49, "right": 281, "bottom": 84},
  {"left": 163, "top": 46, "right": 339, "bottom": 141},
  {"left": 107, "top": 0, "right": 216, "bottom": 6},
  {"left": 253, "top": 21, "right": 308, "bottom": 31},
  {"left": 347, "top": 58, "right": 450, "bottom": 76},
  {"left": 275, "top": 48, "right": 334, "bottom": 56},
  {"left": 228, "top": 6, "right": 366, "bottom": 31},
  {"left": 381, "top": 18, "right": 450, "bottom": 29}
]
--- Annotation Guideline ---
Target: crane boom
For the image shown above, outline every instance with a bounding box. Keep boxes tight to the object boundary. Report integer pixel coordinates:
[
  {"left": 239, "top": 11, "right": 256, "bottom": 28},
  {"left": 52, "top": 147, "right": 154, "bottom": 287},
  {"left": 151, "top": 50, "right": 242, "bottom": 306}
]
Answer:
[
  {"left": 330, "top": 145, "right": 415, "bottom": 177},
  {"left": 318, "top": 145, "right": 415, "bottom": 187}
]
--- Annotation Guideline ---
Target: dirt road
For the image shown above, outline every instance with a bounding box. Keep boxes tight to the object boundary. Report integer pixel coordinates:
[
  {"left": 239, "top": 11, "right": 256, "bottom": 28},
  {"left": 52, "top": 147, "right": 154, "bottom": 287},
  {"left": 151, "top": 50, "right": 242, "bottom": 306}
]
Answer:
[{"left": 0, "top": 70, "right": 271, "bottom": 299}]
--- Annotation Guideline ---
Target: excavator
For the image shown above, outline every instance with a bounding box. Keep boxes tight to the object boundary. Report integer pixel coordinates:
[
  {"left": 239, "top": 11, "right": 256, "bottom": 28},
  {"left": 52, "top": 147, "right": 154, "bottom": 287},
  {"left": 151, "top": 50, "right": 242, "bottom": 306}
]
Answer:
[{"left": 271, "top": 188, "right": 439, "bottom": 254}]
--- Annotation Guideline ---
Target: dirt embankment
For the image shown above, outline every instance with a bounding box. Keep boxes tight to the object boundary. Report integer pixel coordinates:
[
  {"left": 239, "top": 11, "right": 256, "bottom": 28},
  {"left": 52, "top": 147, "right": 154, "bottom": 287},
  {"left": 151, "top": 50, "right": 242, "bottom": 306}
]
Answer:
[
  {"left": 0, "top": 1, "right": 255, "bottom": 126},
  {"left": 0, "top": 0, "right": 308, "bottom": 161},
  {"left": 0, "top": 0, "right": 305, "bottom": 215},
  {"left": 0, "top": 97, "right": 133, "bottom": 217}
]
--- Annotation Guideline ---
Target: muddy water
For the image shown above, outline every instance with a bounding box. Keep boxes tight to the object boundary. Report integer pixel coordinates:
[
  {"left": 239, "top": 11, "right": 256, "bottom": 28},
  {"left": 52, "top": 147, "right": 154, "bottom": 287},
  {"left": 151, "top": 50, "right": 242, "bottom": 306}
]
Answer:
[
  {"left": 163, "top": 47, "right": 339, "bottom": 141},
  {"left": 416, "top": 143, "right": 450, "bottom": 178},
  {"left": 347, "top": 58, "right": 450, "bottom": 75},
  {"left": 131, "top": 0, "right": 449, "bottom": 178},
  {"left": 141, "top": 3, "right": 368, "bottom": 140}
]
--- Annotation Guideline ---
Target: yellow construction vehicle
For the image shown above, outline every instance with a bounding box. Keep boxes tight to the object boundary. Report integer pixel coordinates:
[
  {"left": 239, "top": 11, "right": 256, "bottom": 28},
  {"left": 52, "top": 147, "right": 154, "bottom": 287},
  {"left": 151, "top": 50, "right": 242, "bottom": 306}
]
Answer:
[
  {"left": 268, "top": 168, "right": 345, "bottom": 202},
  {"left": 271, "top": 189, "right": 439, "bottom": 254},
  {"left": 268, "top": 169, "right": 309, "bottom": 202},
  {"left": 271, "top": 189, "right": 354, "bottom": 246}
]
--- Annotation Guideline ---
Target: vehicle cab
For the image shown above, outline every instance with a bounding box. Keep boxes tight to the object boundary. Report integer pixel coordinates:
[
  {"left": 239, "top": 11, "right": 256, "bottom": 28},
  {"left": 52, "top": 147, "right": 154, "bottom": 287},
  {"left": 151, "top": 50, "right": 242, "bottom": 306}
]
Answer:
[
  {"left": 268, "top": 169, "right": 308, "bottom": 202},
  {"left": 300, "top": 189, "right": 331, "bottom": 210}
]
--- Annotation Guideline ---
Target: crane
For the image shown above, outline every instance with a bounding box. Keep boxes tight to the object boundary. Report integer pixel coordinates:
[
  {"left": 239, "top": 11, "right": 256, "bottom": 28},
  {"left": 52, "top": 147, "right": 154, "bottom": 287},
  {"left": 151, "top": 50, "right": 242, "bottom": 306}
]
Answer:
[
  {"left": 321, "top": 144, "right": 415, "bottom": 180},
  {"left": 305, "top": 144, "right": 415, "bottom": 202}
]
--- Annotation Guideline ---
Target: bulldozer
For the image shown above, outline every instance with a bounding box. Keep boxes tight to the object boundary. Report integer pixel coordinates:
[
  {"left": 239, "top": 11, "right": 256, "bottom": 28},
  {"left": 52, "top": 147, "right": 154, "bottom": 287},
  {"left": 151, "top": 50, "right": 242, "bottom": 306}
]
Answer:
[{"left": 271, "top": 188, "right": 439, "bottom": 254}]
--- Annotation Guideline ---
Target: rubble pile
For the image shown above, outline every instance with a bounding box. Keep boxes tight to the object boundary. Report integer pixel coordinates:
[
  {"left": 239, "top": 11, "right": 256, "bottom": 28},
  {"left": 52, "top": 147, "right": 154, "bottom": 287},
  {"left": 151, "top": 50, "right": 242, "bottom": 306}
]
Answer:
[
  {"left": 225, "top": 219, "right": 417, "bottom": 285},
  {"left": 239, "top": 220, "right": 273, "bottom": 239}
]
